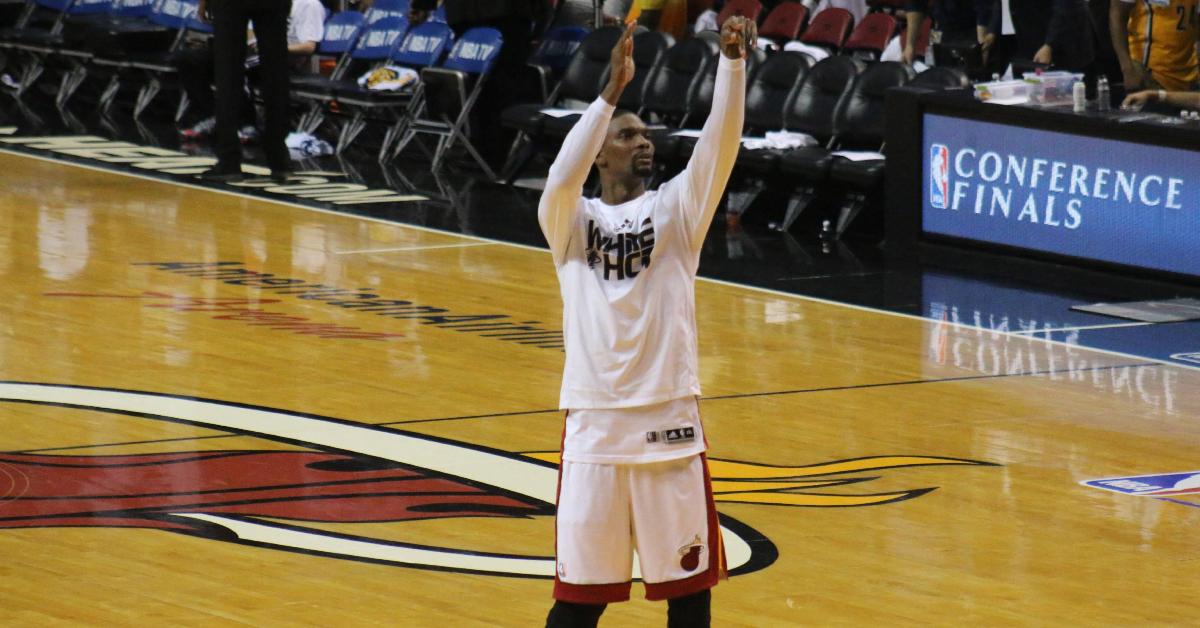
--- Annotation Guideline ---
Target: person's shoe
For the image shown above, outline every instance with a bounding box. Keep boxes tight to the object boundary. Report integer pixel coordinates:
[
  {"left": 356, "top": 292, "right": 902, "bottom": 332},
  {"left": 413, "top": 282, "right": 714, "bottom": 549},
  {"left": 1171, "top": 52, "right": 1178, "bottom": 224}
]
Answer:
[
  {"left": 269, "top": 170, "right": 290, "bottom": 184},
  {"left": 238, "top": 125, "right": 260, "bottom": 144},
  {"left": 179, "top": 116, "right": 216, "bottom": 140},
  {"left": 197, "top": 165, "right": 244, "bottom": 183}
]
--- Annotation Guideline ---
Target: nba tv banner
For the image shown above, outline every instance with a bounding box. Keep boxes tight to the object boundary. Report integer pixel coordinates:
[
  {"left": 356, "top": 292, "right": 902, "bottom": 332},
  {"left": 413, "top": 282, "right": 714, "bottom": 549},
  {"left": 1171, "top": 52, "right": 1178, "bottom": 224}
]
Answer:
[{"left": 922, "top": 113, "right": 1200, "bottom": 277}]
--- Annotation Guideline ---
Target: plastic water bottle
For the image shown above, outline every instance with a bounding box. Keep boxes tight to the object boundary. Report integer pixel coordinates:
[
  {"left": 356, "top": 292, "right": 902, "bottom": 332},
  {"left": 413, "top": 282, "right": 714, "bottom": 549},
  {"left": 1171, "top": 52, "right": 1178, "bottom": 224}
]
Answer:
[
  {"left": 1097, "top": 76, "right": 1110, "bottom": 112},
  {"left": 1073, "top": 81, "right": 1086, "bottom": 113}
]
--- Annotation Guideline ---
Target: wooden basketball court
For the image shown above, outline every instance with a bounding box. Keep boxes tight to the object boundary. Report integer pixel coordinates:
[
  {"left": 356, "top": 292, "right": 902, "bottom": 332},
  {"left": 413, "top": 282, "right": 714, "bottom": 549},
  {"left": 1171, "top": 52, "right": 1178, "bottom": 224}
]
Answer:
[{"left": 1, "top": 150, "right": 1197, "bottom": 625}]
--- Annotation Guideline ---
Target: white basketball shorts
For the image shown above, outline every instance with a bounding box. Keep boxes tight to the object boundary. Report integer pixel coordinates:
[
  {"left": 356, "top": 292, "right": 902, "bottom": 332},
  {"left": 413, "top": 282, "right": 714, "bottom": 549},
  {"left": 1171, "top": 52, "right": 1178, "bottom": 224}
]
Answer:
[{"left": 552, "top": 453, "right": 726, "bottom": 603}]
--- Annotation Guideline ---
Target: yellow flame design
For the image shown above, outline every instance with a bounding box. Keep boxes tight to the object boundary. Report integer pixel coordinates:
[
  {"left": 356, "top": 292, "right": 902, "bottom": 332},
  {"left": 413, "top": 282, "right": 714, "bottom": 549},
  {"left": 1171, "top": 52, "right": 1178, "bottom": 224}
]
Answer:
[{"left": 522, "top": 453, "right": 994, "bottom": 507}]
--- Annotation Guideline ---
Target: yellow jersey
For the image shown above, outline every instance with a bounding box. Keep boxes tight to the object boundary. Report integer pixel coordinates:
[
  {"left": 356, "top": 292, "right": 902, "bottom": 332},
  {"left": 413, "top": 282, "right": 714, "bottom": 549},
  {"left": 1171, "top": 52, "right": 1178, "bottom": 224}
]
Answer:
[{"left": 1125, "top": 0, "right": 1200, "bottom": 91}]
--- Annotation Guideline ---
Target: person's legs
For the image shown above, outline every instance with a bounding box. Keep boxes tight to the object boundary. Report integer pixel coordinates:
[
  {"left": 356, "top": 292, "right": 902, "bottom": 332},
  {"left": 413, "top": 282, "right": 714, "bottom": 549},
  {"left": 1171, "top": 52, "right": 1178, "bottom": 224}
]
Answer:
[
  {"left": 549, "top": 460, "right": 634, "bottom": 623},
  {"left": 247, "top": 0, "right": 291, "bottom": 174},
  {"left": 545, "top": 600, "right": 607, "bottom": 628},
  {"left": 666, "top": 589, "right": 710, "bottom": 628},
  {"left": 629, "top": 454, "right": 721, "bottom": 622},
  {"left": 209, "top": 0, "right": 249, "bottom": 171}
]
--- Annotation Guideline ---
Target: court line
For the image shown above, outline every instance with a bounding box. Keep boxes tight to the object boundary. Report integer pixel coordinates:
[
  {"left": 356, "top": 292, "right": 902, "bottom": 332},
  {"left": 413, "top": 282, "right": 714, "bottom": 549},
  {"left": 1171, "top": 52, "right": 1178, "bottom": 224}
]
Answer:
[
  {"left": 2, "top": 145, "right": 1197, "bottom": 375},
  {"left": 12, "top": 361, "right": 1155, "bottom": 453},
  {"left": 702, "top": 362, "right": 1156, "bottom": 402},
  {"left": 335, "top": 242, "right": 496, "bottom": 255},
  {"left": 1010, "top": 322, "right": 1158, "bottom": 334}
]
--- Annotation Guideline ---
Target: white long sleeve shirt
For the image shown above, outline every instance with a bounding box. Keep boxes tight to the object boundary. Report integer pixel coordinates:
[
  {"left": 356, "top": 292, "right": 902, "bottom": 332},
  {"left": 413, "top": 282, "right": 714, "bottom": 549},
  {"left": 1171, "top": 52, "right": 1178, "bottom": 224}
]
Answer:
[{"left": 539, "top": 55, "right": 746, "bottom": 414}]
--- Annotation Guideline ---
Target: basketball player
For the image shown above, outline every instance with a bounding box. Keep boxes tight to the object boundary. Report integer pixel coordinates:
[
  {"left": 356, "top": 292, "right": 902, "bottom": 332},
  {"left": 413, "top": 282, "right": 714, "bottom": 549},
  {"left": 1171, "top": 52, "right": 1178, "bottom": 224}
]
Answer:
[{"left": 539, "top": 17, "right": 753, "bottom": 628}]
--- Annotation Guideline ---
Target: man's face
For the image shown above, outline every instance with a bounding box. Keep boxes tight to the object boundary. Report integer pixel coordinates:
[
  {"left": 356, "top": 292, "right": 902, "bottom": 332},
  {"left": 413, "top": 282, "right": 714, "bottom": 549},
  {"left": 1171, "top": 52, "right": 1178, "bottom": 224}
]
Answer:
[{"left": 596, "top": 113, "right": 654, "bottom": 179}]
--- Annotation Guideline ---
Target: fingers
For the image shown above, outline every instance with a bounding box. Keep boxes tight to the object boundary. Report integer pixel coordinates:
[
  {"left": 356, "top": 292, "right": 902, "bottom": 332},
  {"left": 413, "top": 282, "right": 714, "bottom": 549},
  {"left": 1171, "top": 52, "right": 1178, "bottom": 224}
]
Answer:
[
  {"left": 619, "top": 19, "right": 636, "bottom": 56},
  {"left": 621, "top": 19, "right": 637, "bottom": 45},
  {"left": 721, "top": 16, "right": 756, "bottom": 56}
]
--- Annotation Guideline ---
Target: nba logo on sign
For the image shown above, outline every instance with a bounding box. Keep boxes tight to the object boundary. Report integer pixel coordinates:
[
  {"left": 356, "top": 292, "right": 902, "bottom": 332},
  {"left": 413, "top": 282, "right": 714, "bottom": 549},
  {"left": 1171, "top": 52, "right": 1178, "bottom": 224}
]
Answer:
[{"left": 929, "top": 144, "right": 949, "bottom": 209}]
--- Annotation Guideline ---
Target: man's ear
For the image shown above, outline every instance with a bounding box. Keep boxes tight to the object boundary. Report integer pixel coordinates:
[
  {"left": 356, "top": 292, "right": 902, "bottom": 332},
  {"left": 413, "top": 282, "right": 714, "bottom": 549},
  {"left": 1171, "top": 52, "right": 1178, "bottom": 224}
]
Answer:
[{"left": 595, "top": 146, "right": 608, "bottom": 170}]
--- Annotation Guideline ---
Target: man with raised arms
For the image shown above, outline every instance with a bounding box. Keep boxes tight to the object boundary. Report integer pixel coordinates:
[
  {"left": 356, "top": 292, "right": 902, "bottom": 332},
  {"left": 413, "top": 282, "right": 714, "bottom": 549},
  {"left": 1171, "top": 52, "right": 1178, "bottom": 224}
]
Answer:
[{"left": 539, "top": 16, "right": 754, "bottom": 628}]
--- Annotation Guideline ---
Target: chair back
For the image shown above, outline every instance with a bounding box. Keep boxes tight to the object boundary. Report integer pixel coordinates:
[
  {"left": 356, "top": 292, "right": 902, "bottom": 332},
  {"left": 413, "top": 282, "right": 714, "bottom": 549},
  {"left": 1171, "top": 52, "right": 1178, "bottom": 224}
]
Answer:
[
  {"left": 113, "top": 0, "right": 153, "bottom": 17},
  {"left": 799, "top": 7, "right": 852, "bottom": 51},
  {"left": 441, "top": 26, "right": 502, "bottom": 74},
  {"left": 832, "top": 61, "right": 913, "bottom": 146},
  {"left": 557, "top": 25, "right": 623, "bottom": 103},
  {"left": 366, "top": 0, "right": 407, "bottom": 25},
  {"left": 318, "top": 11, "right": 366, "bottom": 55},
  {"left": 619, "top": 30, "right": 672, "bottom": 110},
  {"left": 783, "top": 54, "right": 862, "bottom": 140},
  {"left": 910, "top": 66, "right": 970, "bottom": 89},
  {"left": 532, "top": 25, "right": 589, "bottom": 75},
  {"left": 843, "top": 12, "right": 897, "bottom": 56},
  {"left": 351, "top": 16, "right": 409, "bottom": 61},
  {"left": 641, "top": 36, "right": 718, "bottom": 120},
  {"left": 392, "top": 20, "right": 453, "bottom": 67},
  {"left": 759, "top": 1, "right": 807, "bottom": 41},
  {"left": 717, "top": 0, "right": 762, "bottom": 28},
  {"left": 148, "top": 0, "right": 200, "bottom": 29},
  {"left": 744, "top": 51, "right": 810, "bottom": 131}
]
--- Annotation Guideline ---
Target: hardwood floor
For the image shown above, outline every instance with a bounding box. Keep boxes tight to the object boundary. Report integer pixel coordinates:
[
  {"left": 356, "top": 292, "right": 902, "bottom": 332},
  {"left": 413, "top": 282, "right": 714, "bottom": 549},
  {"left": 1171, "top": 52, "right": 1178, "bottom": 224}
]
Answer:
[{"left": 0, "top": 151, "right": 1196, "bottom": 626}]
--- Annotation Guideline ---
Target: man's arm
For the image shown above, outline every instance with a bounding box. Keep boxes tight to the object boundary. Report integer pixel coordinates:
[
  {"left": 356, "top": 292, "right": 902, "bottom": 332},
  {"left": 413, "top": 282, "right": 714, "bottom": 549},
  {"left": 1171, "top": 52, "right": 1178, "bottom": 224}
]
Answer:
[
  {"left": 902, "top": 0, "right": 927, "bottom": 65},
  {"left": 1123, "top": 88, "right": 1200, "bottom": 109},
  {"left": 671, "top": 16, "right": 751, "bottom": 251},
  {"left": 1109, "top": 1, "right": 1145, "bottom": 89},
  {"left": 538, "top": 22, "right": 637, "bottom": 264},
  {"left": 1037, "top": 0, "right": 1080, "bottom": 65}
]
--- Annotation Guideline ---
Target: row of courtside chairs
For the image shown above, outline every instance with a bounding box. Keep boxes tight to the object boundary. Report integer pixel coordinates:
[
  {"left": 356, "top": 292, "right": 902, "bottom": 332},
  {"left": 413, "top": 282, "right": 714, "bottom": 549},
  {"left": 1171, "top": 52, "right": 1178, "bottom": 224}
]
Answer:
[
  {"left": 0, "top": 0, "right": 517, "bottom": 175},
  {"left": 501, "top": 23, "right": 966, "bottom": 238}
]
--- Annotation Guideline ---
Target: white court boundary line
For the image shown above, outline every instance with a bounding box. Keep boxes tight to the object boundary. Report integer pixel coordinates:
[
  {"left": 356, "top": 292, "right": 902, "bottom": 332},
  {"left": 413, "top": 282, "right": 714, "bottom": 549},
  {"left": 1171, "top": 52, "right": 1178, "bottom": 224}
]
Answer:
[
  {"left": 335, "top": 242, "right": 496, "bottom": 255},
  {"left": 2, "top": 145, "right": 1195, "bottom": 374}
]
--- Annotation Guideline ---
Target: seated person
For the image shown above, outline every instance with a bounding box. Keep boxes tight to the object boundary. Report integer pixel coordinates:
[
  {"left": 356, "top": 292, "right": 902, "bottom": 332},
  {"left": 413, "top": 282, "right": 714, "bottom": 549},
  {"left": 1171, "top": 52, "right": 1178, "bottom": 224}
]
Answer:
[{"left": 177, "top": 0, "right": 325, "bottom": 141}]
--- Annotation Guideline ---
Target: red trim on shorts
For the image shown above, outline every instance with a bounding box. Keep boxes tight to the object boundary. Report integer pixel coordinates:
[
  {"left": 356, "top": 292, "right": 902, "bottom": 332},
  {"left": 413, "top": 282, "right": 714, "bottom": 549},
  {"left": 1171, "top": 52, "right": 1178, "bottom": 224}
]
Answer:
[
  {"left": 554, "top": 580, "right": 633, "bottom": 604},
  {"left": 643, "top": 453, "right": 725, "bottom": 601}
]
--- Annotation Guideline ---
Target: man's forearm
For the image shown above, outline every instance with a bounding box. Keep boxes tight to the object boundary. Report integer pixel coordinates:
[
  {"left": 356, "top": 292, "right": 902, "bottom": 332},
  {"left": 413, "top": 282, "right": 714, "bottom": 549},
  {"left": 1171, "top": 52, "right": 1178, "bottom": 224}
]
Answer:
[
  {"left": 1158, "top": 90, "right": 1200, "bottom": 109},
  {"left": 600, "top": 79, "right": 623, "bottom": 107},
  {"left": 1109, "top": 3, "right": 1135, "bottom": 71},
  {"left": 906, "top": 11, "right": 923, "bottom": 51},
  {"left": 289, "top": 41, "right": 317, "bottom": 55}
]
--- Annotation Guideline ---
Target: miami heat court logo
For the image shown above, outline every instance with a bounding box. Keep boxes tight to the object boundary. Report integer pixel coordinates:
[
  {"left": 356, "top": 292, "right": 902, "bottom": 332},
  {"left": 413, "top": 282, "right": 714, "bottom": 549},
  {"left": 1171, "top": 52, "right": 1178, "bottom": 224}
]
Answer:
[
  {"left": 0, "top": 383, "right": 996, "bottom": 578},
  {"left": 930, "top": 143, "right": 950, "bottom": 209}
]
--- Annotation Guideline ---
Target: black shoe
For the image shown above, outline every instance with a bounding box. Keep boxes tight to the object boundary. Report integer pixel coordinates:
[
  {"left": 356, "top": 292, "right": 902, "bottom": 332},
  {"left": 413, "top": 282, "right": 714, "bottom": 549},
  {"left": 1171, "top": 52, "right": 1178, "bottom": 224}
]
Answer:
[
  {"left": 198, "top": 165, "right": 244, "bottom": 183},
  {"left": 269, "top": 170, "right": 290, "bottom": 184}
]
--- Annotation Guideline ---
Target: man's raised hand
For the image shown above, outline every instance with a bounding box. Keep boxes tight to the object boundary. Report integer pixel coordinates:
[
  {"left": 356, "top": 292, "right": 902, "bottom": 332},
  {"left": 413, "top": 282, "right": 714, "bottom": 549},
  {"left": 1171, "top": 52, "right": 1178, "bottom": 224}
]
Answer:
[
  {"left": 602, "top": 21, "right": 638, "bottom": 106},
  {"left": 721, "top": 15, "right": 757, "bottom": 60}
]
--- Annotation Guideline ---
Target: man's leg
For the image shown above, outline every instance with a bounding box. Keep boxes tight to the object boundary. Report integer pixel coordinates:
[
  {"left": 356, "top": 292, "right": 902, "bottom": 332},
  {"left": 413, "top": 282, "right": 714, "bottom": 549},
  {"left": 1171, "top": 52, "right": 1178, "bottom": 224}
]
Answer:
[
  {"left": 630, "top": 454, "right": 723, "bottom": 623},
  {"left": 545, "top": 600, "right": 607, "bottom": 628},
  {"left": 549, "top": 460, "right": 634, "bottom": 622},
  {"left": 666, "top": 589, "right": 710, "bottom": 628},
  {"left": 247, "top": 0, "right": 291, "bottom": 174},
  {"left": 209, "top": 0, "right": 249, "bottom": 171}
]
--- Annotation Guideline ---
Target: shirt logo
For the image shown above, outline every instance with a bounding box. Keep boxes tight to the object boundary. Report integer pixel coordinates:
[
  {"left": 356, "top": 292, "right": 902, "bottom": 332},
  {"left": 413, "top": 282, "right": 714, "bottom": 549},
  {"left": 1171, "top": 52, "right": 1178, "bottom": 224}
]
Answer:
[
  {"left": 646, "top": 426, "right": 696, "bottom": 444},
  {"left": 586, "top": 217, "right": 655, "bottom": 281}
]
